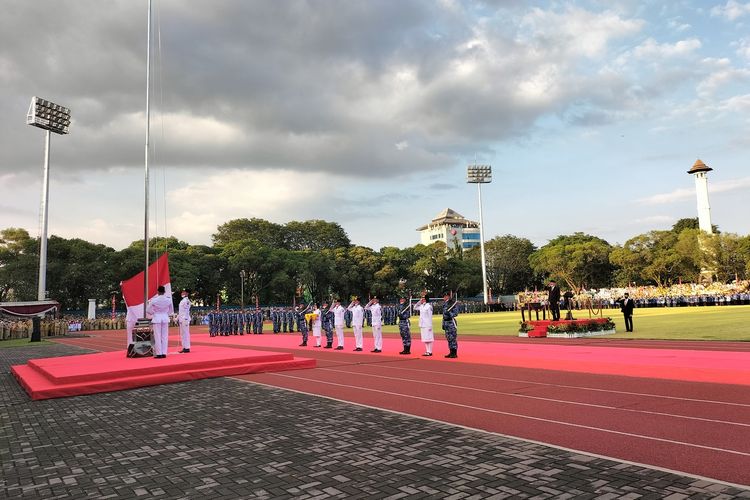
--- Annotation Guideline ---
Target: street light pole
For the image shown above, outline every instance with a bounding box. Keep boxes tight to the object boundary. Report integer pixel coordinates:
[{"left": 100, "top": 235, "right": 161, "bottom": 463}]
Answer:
[
  {"left": 26, "top": 96, "right": 71, "bottom": 302},
  {"left": 467, "top": 164, "right": 492, "bottom": 305}
]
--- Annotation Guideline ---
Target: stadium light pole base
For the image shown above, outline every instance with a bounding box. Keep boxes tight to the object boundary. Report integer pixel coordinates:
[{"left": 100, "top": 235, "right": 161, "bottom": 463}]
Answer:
[{"left": 127, "top": 318, "right": 154, "bottom": 358}]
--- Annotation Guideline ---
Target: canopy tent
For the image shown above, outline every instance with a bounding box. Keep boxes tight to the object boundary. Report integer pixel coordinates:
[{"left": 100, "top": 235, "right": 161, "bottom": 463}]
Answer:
[{"left": 0, "top": 300, "right": 60, "bottom": 318}]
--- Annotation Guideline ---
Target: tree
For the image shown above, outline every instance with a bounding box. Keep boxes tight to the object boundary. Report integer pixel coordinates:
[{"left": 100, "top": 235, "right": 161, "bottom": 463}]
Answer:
[
  {"left": 672, "top": 217, "right": 719, "bottom": 234},
  {"left": 212, "top": 218, "right": 284, "bottom": 248},
  {"left": 530, "top": 233, "right": 613, "bottom": 292},
  {"left": 283, "top": 220, "right": 350, "bottom": 251},
  {"left": 0, "top": 228, "right": 38, "bottom": 302},
  {"left": 470, "top": 235, "right": 536, "bottom": 295}
]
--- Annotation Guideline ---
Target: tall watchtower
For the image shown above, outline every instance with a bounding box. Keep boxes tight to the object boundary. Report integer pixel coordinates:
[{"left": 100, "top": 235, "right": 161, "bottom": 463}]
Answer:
[{"left": 687, "top": 159, "right": 713, "bottom": 234}]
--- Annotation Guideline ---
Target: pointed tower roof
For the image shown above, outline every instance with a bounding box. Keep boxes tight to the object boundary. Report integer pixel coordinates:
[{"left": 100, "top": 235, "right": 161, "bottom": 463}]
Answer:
[
  {"left": 687, "top": 159, "right": 713, "bottom": 174},
  {"left": 416, "top": 208, "right": 478, "bottom": 231}
]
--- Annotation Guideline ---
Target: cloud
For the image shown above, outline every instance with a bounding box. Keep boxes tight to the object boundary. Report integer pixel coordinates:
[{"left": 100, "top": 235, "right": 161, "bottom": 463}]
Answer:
[
  {"left": 639, "top": 176, "right": 750, "bottom": 205},
  {"left": 711, "top": 1, "right": 750, "bottom": 21},
  {"left": 631, "top": 38, "right": 701, "bottom": 59},
  {"left": 429, "top": 183, "right": 457, "bottom": 191},
  {"left": 631, "top": 215, "right": 675, "bottom": 225}
]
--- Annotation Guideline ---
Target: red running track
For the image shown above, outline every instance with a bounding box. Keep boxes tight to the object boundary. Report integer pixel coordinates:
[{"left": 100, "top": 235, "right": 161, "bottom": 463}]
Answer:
[{"left": 52, "top": 327, "right": 750, "bottom": 486}]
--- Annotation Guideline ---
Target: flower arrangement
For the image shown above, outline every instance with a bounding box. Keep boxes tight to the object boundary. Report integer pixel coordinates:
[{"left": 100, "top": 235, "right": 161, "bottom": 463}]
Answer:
[
  {"left": 518, "top": 321, "right": 535, "bottom": 333},
  {"left": 547, "top": 318, "right": 615, "bottom": 334}
]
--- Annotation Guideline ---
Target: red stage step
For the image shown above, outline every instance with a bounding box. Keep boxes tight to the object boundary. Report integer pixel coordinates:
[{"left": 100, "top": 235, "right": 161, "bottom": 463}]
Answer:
[{"left": 11, "top": 346, "right": 315, "bottom": 400}]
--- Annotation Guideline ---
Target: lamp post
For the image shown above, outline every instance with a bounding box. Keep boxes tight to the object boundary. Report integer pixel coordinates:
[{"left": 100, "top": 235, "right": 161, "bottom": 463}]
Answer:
[
  {"left": 240, "top": 269, "right": 247, "bottom": 312},
  {"left": 26, "top": 96, "right": 71, "bottom": 301},
  {"left": 467, "top": 164, "right": 492, "bottom": 305}
]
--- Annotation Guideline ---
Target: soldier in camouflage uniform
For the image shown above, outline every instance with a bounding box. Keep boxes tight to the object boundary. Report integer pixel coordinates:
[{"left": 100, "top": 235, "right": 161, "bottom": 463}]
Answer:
[
  {"left": 296, "top": 303, "right": 311, "bottom": 346},
  {"left": 321, "top": 301, "right": 334, "bottom": 348}
]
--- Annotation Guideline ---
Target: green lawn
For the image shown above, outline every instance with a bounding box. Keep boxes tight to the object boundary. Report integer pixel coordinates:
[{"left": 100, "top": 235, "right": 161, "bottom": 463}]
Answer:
[
  {"left": 384, "top": 305, "right": 750, "bottom": 341},
  {"left": 0, "top": 338, "right": 55, "bottom": 348}
]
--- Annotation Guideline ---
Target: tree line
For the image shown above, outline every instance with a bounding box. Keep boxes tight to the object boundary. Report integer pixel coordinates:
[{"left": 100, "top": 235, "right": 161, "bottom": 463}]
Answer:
[{"left": 1, "top": 217, "right": 748, "bottom": 311}]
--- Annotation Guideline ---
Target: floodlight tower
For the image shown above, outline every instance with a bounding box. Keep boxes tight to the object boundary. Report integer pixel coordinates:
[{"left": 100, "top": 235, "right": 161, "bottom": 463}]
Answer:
[
  {"left": 26, "top": 96, "right": 71, "bottom": 300},
  {"left": 467, "top": 165, "right": 492, "bottom": 305}
]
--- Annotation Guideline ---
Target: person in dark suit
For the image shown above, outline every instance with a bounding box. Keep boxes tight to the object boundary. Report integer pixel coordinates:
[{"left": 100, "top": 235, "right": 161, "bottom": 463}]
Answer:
[
  {"left": 548, "top": 281, "right": 561, "bottom": 321},
  {"left": 618, "top": 293, "right": 635, "bottom": 332}
]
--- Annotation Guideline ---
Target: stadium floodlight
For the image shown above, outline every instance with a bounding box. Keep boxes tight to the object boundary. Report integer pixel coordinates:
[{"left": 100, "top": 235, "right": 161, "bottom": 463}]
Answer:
[
  {"left": 467, "top": 164, "right": 492, "bottom": 305},
  {"left": 26, "top": 96, "right": 71, "bottom": 301}
]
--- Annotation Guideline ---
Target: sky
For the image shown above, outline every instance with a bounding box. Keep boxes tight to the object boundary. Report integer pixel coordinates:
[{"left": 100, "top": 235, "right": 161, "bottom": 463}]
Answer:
[{"left": 1, "top": 0, "right": 749, "bottom": 251}]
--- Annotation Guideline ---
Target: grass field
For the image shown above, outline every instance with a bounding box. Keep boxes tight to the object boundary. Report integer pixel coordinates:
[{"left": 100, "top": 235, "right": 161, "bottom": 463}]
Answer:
[{"left": 384, "top": 305, "right": 750, "bottom": 341}]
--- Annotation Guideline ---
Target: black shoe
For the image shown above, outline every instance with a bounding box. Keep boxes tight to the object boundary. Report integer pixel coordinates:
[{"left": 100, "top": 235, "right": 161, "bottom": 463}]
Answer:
[
  {"left": 335, "top": 346, "right": 344, "bottom": 350},
  {"left": 399, "top": 350, "right": 409, "bottom": 355},
  {"left": 371, "top": 349, "right": 381, "bottom": 353},
  {"left": 354, "top": 347, "right": 363, "bottom": 352},
  {"left": 314, "top": 344, "right": 321, "bottom": 348},
  {"left": 299, "top": 342, "right": 307, "bottom": 347},
  {"left": 155, "top": 354, "right": 166, "bottom": 359},
  {"left": 422, "top": 353, "right": 432, "bottom": 357},
  {"left": 324, "top": 343, "right": 332, "bottom": 349},
  {"left": 178, "top": 349, "right": 190, "bottom": 354}
]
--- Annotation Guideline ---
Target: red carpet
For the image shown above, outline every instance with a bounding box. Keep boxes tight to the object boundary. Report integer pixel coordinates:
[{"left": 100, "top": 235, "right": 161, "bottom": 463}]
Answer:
[
  {"left": 11, "top": 346, "right": 315, "bottom": 400},
  {"left": 193, "top": 333, "right": 750, "bottom": 386}
]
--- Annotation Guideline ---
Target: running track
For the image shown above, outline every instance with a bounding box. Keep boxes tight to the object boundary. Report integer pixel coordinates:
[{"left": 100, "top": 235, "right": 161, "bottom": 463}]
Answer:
[{"left": 52, "top": 327, "right": 750, "bottom": 487}]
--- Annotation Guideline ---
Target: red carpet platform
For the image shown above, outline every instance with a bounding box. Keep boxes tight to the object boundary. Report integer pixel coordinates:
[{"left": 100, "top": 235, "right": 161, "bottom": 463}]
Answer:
[{"left": 11, "top": 346, "right": 315, "bottom": 400}]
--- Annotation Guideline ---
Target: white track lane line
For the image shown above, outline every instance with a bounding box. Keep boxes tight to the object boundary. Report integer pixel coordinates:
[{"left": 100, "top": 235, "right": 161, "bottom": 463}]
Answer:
[
  {"left": 363, "top": 363, "right": 750, "bottom": 408},
  {"left": 263, "top": 372, "right": 750, "bottom": 457},
  {"left": 316, "top": 366, "right": 750, "bottom": 428}
]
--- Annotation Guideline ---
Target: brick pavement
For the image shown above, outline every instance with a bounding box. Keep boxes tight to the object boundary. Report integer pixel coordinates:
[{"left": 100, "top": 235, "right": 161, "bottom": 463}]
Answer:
[{"left": 1, "top": 344, "right": 749, "bottom": 499}]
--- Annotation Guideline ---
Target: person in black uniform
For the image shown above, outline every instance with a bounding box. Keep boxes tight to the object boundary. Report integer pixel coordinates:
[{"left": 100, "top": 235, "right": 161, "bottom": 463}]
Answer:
[
  {"left": 617, "top": 293, "right": 635, "bottom": 332},
  {"left": 548, "top": 280, "right": 561, "bottom": 321}
]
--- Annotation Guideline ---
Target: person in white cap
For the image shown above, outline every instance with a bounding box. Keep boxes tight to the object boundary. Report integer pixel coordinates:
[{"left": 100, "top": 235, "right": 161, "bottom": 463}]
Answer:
[
  {"left": 364, "top": 296, "right": 383, "bottom": 353},
  {"left": 347, "top": 297, "right": 365, "bottom": 351},
  {"left": 177, "top": 289, "right": 191, "bottom": 353},
  {"left": 146, "top": 285, "right": 174, "bottom": 359},
  {"left": 330, "top": 298, "right": 346, "bottom": 350},
  {"left": 413, "top": 294, "right": 434, "bottom": 356}
]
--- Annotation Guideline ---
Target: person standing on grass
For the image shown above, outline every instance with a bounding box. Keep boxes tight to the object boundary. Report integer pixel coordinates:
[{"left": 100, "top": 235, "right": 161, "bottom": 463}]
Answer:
[
  {"left": 146, "top": 285, "right": 174, "bottom": 359},
  {"left": 177, "top": 288, "right": 191, "bottom": 353},
  {"left": 413, "top": 295, "right": 434, "bottom": 356},
  {"left": 441, "top": 291, "right": 459, "bottom": 358},
  {"left": 617, "top": 293, "right": 635, "bottom": 332},
  {"left": 548, "top": 280, "right": 561, "bottom": 321}
]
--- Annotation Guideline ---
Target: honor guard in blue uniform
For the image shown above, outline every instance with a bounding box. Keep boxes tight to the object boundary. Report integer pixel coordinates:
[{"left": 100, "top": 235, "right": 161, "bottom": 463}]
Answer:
[
  {"left": 281, "top": 308, "right": 288, "bottom": 333},
  {"left": 254, "top": 308, "right": 264, "bottom": 334},
  {"left": 441, "top": 291, "right": 459, "bottom": 358},
  {"left": 287, "top": 309, "right": 296, "bottom": 333},
  {"left": 365, "top": 308, "right": 372, "bottom": 327},
  {"left": 297, "top": 303, "right": 311, "bottom": 346},
  {"left": 344, "top": 308, "right": 352, "bottom": 328},
  {"left": 272, "top": 308, "right": 280, "bottom": 333},
  {"left": 237, "top": 311, "right": 245, "bottom": 335},
  {"left": 321, "top": 301, "right": 334, "bottom": 348},
  {"left": 208, "top": 311, "right": 217, "bottom": 337},
  {"left": 397, "top": 297, "right": 412, "bottom": 355}
]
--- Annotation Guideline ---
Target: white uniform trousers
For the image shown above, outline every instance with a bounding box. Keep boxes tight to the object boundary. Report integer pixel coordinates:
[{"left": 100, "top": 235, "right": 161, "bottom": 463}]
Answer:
[
  {"left": 372, "top": 325, "right": 383, "bottom": 350},
  {"left": 312, "top": 324, "right": 322, "bottom": 345},
  {"left": 421, "top": 326, "right": 434, "bottom": 354},
  {"left": 179, "top": 317, "right": 190, "bottom": 349},
  {"left": 353, "top": 325, "right": 363, "bottom": 348},
  {"left": 152, "top": 321, "right": 169, "bottom": 356},
  {"left": 335, "top": 325, "right": 345, "bottom": 347}
]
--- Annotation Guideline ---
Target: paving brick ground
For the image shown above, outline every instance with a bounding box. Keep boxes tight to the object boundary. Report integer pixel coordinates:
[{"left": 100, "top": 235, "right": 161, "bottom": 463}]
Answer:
[{"left": 2, "top": 344, "right": 749, "bottom": 499}]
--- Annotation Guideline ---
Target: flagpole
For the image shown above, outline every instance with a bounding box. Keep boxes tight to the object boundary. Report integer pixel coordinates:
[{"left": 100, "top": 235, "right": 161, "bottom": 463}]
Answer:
[{"left": 143, "top": 0, "right": 151, "bottom": 309}]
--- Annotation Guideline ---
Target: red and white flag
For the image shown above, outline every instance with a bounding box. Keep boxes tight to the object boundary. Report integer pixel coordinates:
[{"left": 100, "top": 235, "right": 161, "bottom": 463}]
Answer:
[{"left": 120, "top": 253, "right": 171, "bottom": 321}]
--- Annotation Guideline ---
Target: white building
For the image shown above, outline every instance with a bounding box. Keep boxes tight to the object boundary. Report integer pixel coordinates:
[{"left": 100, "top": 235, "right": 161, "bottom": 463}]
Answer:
[{"left": 417, "top": 208, "right": 481, "bottom": 250}]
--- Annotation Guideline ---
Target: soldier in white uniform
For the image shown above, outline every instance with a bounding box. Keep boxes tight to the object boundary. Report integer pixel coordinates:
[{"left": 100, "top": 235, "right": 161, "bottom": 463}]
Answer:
[
  {"left": 364, "top": 296, "right": 383, "bottom": 353},
  {"left": 178, "top": 289, "right": 191, "bottom": 353},
  {"left": 311, "top": 303, "right": 322, "bottom": 347},
  {"left": 330, "top": 298, "right": 346, "bottom": 350},
  {"left": 146, "top": 285, "right": 174, "bottom": 358},
  {"left": 413, "top": 295, "right": 434, "bottom": 356},
  {"left": 347, "top": 297, "right": 365, "bottom": 351}
]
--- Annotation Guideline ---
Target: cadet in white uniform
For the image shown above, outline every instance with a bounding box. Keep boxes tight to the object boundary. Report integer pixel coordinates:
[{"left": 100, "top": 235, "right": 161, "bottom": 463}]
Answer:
[
  {"left": 311, "top": 304, "right": 322, "bottom": 347},
  {"left": 126, "top": 304, "right": 141, "bottom": 348},
  {"left": 330, "top": 299, "right": 346, "bottom": 350},
  {"left": 146, "top": 285, "right": 174, "bottom": 358},
  {"left": 364, "top": 296, "right": 383, "bottom": 353},
  {"left": 178, "top": 288, "right": 191, "bottom": 353},
  {"left": 414, "top": 296, "right": 434, "bottom": 356},
  {"left": 347, "top": 297, "right": 365, "bottom": 351}
]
